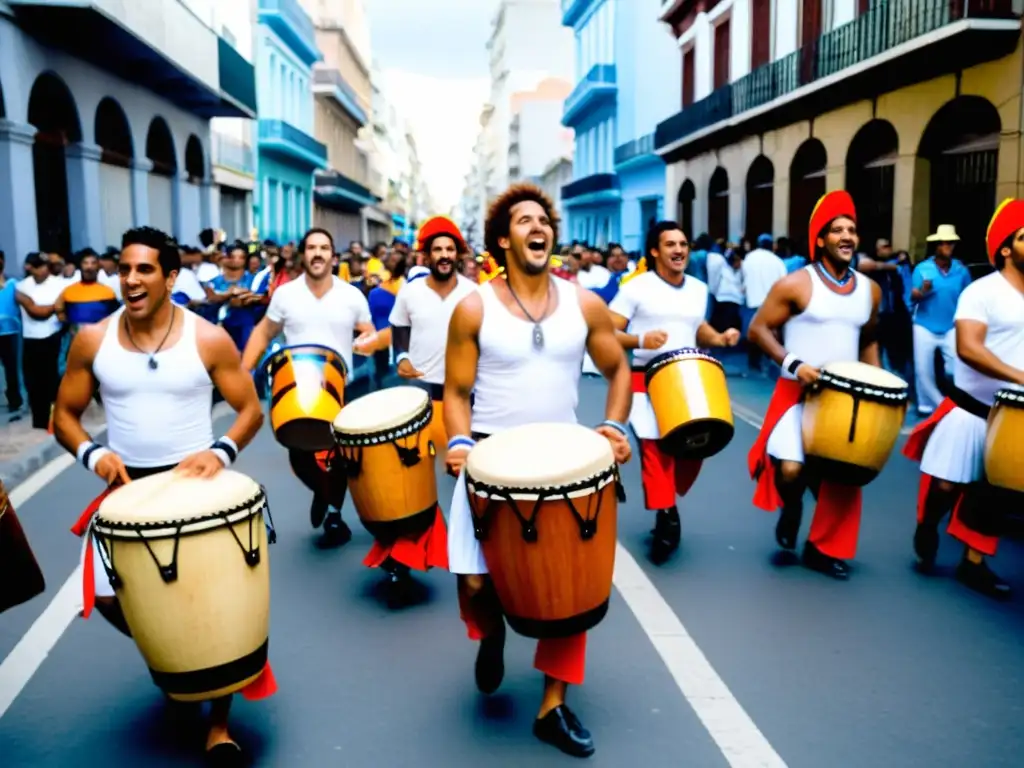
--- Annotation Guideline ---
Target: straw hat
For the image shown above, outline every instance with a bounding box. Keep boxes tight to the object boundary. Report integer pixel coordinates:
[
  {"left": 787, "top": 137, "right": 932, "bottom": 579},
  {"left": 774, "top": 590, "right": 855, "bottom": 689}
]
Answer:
[{"left": 926, "top": 224, "right": 960, "bottom": 242}]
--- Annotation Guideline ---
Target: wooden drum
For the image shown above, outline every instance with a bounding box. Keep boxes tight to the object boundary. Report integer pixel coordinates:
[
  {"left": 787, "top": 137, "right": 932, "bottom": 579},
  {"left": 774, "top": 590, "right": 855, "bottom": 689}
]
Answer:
[
  {"left": 985, "top": 388, "right": 1024, "bottom": 493},
  {"left": 332, "top": 386, "right": 438, "bottom": 543},
  {"left": 264, "top": 344, "right": 347, "bottom": 451},
  {"left": 93, "top": 470, "right": 274, "bottom": 702},
  {"left": 466, "top": 423, "right": 620, "bottom": 639},
  {"left": 802, "top": 361, "right": 909, "bottom": 486},
  {"left": 644, "top": 348, "right": 734, "bottom": 459}
]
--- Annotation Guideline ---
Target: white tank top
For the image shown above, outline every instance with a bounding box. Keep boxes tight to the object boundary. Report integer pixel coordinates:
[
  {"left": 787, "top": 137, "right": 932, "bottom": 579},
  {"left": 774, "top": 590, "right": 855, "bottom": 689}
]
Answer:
[
  {"left": 472, "top": 277, "right": 588, "bottom": 434},
  {"left": 781, "top": 265, "right": 873, "bottom": 379},
  {"left": 93, "top": 307, "right": 215, "bottom": 467}
]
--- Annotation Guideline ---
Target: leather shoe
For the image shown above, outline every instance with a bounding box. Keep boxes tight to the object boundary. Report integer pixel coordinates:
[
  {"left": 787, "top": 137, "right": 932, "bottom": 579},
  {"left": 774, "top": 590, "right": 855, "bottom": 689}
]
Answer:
[
  {"left": 533, "top": 704, "right": 595, "bottom": 757},
  {"left": 475, "top": 620, "right": 505, "bottom": 694},
  {"left": 802, "top": 542, "right": 850, "bottom": 580}
]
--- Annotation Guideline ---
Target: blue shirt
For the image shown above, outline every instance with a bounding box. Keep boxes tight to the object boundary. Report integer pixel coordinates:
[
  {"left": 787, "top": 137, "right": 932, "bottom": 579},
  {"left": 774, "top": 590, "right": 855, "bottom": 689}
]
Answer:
[
  {"left": 211, "top": 272, "right": 256, "bottom": 328},
  {"left": 368, "top": 286, "right": 396, "bottom": 331},
  {"left": 0, "top": 280, "right": 21, "bottom": 336},
  {"left": 912, "top": 257, "right": 972, "bottom": 335}
]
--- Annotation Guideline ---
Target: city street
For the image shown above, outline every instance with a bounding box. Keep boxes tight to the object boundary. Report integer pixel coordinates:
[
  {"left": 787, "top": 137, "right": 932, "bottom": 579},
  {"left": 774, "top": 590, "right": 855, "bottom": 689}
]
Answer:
[{"left": 1, "top": 376, "right": 1024, "bottom": 767}]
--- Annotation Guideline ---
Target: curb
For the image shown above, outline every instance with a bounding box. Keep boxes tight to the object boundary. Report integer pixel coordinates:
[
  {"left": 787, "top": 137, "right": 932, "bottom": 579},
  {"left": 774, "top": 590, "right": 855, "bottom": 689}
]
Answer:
[{"left": 0, "top": 425, "right": 108, "bottom": 490}]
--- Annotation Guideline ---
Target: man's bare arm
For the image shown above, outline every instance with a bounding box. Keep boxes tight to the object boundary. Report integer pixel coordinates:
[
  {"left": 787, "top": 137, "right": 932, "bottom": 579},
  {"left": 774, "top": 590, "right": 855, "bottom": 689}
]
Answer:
[
  {"left": 53, "top": 324, "right": 104, "bottom": 453},
  {"left": 957, "top": 320, "right": 1024, "bottom": 386},
  {"left": 580, "top": 290, "right": 631, "bottom": 424},
  {"left": 200, "top": 321, "right": 265, "bottom": 450},
  {"left": 747, "top": 271, "right": 809, "bottom": 365},
  {"left": 443, "top": 293, "right": 483, "bottom": 441},
  {"left": 240, "top": 316, "right": 284, "bottom": 372}
]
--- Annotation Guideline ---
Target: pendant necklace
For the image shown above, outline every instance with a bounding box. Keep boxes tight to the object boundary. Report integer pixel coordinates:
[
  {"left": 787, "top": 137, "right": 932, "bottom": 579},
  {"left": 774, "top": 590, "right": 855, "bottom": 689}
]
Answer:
[
  {"left": 506, "top": 278, "right": 552, "bottom": 351},
  {"left": 124, "top": 306, "right": 176, "bottom": 370}
]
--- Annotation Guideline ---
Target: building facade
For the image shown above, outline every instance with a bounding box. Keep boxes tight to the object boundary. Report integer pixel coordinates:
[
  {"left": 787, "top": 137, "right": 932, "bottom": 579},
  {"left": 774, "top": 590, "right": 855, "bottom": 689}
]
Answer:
[
  {"left": 561, "top": 0, "right": 619, "bottom": 247},
  {"left": 255, "top": 0, "right": 327, "bottom": 244},
  {"left": 0, "top": 0, "right": 256, "bottom": 262},
  {"left": 656, "top": 0, "right": 1023, "bottom": 263},
  {"left": 539, "top": 155, "right": 574, "bottom": 227},
  {"left": 508, "top": 78, "right": 574, "bottom": 182}
]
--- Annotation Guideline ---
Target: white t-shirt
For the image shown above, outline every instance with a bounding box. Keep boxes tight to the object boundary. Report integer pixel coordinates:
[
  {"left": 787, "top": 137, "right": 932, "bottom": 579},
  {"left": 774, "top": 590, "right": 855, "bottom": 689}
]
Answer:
[
  {"left": 953, "top": 271, "right": 1024, "bottom": 405},
  {"left": 716, "top": 266, "right": 745, "bottom": 304},
  {"left": 608, "top": 271, "right": 709, "bottom": 366},
  {"left": 389, "top": 275, "right": 476, "bottom": 385},
  {"left": 266, "top": 276, "right": 372, "bottom": 373},
  {"left": 98, "top": 270, "right": 122, "bottom": 300},
  {"left": 171, "top": 268, "right": 206, "bottom": 304},
  {"left": 576, "top": 264, "right": 612, "bottom": 291},
  {"left": 196, "top": 262, "right": 220, "bottom": 284},
  {"left": 16, "top": 275, "right": 64, "bottom": 339},
  {"left": 741, "top": 248, "right": 787, "bottom": 308}
]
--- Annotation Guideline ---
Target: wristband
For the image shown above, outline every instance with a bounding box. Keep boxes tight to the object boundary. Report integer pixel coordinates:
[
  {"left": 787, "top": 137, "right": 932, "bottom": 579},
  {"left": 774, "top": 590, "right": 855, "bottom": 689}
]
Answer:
[
  {"left": 637, "top": 332, "right": 645, "bottom": 349},
  {"left": 782, "top": 353, "right": 803, "bottom": 375},
  {"left": 395, "top": 352, "right": 410, "bottom": 365},
  {"left": 211, "top": 436, "right": 239, "bottom": 468},
  {"left": 77, "top": 441, "right": 111, "bottom": 473},
  {"left": 447, "top": 435, "right": 476, "bottom": 452},
  {"left": 599, "top": 419, "right": 629, "bottom": 438}
]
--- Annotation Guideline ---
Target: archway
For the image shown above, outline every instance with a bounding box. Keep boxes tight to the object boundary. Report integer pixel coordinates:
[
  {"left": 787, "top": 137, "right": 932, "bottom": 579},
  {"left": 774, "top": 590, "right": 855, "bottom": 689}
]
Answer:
[
  {"left": 0, "top": 75, "right": 6, "bottom": 119},
  {"left": 145, "top": 117, "right": 177, "bottom": 234},
  {"left": 789, "top": 139, "right": 827, "bottom": 255},
  {"left": 28, "top": 72, "right": 82, "bottom": 256},
  {"left": 677, "top": 179, "right": 695, "bottom": 240},
  {"left": 846, "top": 120, "right": 898, "bottom": 256},
  {"left": 918, "top": 96, "right": 1001, "bottom": 266},
  {"left": 95, "top": 98, "right": 134, "bottom": 248},
  {"left": 745, "top": 155, "right": 774, "bottom": 239},
  {"left": 185, "top": 135, "right": 205, "bottom": 183},
  {"left": 708, "top": 167, "right": 729, "bottom": 241}
]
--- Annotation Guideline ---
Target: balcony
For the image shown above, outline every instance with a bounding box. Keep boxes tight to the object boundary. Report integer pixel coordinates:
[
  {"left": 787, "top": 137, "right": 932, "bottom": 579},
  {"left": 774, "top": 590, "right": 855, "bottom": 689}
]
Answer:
[
  {"left": 561, "top": 172, "right": 620, "bottom": 206},
  {"left": 562, "top": 64, "right": 617, "bottom": 127},
  {"left": 614, "top": 133, "right": 660, "bottom": 170},
  {"left": 258, "top": 120, "right": 328, "bottom": 170},
  {"left": 8, "top": 0, "right": 256, "bottom": 118},
  {"left": 258, "top": 0, "right": 320, "bottom": 67},
  {"left": 314, "top": 170, "right": 379, "bottom": 213},
  {"left": 656, "top": 0, "right": 1019, "bottom": 160},
  {"left": 313, "top": 67, "right": 368, "bottom": 127},
  {"left": 213, "top": 134, "right": 256, "bottom": 177}
]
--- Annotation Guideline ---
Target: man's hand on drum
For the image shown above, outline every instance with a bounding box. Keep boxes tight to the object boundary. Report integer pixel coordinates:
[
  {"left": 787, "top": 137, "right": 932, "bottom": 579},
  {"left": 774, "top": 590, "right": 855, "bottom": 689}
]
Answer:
[
  {"left": 397, "top": 358, "right": 424, "bottom": 379},
  {"left": 446, "top": 446, "right": 470, "bottom": 477},
  {"left": 641, "top": 330, "right": 668, "bottom": 350},
  {"left": 595, "top": 425, "right": 632, "bottom": 464},
  {"left": 94, "top": 452, "right": 131, "bottom": 487},
  {"left": 796, "top": 363, "right": 822, "bottom": 387},
  {"left": 175, "top": 450, "right": 227, "bottom": 479}
]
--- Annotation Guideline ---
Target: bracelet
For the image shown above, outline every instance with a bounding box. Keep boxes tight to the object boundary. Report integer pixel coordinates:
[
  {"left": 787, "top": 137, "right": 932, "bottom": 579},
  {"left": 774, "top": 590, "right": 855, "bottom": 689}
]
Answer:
[
  {"left": 210, "top": 436, "right": 239, "bottom": 468},
  {"left": 395, "top": 352, "right": 410, "bottom": 365},
  {"left": 447, "top": 435, "right": 476, "bottom": 452},
  {"left": 76, "top": 440, "right": 111, "bottom": 473},
  {"left": 599, "top": 419, "right": 629, "bottom": 438},
  {"left": 782, "top": 353, "right": 804, "bottom": 375}
]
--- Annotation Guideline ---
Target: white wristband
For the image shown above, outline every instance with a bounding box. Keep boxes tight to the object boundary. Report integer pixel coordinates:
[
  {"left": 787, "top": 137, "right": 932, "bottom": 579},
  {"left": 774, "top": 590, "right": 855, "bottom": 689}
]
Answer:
[
  {"left": 210, "top": 448, "right": 232, "bottom": 468},
  {"left": 782, "top": 353, "right": 801, "bottom": 375},
  {"left": 637, "top": 332, "right": 645, "bottom": 349},
  {"left": 395, "top": 352, "right": 410, "bottom": 365}
]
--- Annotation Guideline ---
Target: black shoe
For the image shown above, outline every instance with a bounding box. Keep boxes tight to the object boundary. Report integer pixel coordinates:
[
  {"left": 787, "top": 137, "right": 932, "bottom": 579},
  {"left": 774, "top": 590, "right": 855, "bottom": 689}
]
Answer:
[
  {"left": 310, "top": 496, "right": 329, "bottom": 529},
  {"left": 775, "top": 504, "right": 803, "bottom": 550},
  {"left": 913, "top": 522, "right": 940, "bottom": 571},
  {"left": 205, "top": 741, "right": 245, "bottom": 767},
  {"left": 474, "top": 620, "right": 506, "bottom": 695},
  {"left": 382, "top": 558, "right": 411, "bottom": 583},
  {"left": 956, "top": 558, "right": 1012, "bottom": 600},
  {"left": 802, "top": 542, "right": 850, "bottom": 580},
  {"left": 321, "top": 511, "right": 352, "bottom": 547},
  {"left": 533, "top": 704, "right": 595, "bottom": 758},
  {"left": 649, "top": 507, "right": 680, "bottom": 565}
]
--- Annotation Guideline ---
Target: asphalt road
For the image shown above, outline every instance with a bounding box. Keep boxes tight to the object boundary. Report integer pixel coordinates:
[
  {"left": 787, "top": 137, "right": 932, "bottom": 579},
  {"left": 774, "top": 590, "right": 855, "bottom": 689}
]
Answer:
[{"left": 2, "top": 374, "right": 1023, "bottom": 767}]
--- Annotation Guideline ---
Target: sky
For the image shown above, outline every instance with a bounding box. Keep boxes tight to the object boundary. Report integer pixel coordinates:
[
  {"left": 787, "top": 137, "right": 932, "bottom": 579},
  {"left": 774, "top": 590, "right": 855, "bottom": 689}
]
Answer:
[{"left": 367, "top": 0, "right": 499, "bottom": 213}]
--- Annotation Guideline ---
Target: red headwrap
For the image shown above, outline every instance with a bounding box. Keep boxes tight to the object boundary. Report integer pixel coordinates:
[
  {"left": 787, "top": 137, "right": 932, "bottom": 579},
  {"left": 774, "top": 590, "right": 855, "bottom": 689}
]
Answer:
[
  {"left": 414, "top": 216, "right": 468, "bottom": 254},
  {"left": 985, "top": 198, "right": 1024, "bottom": 266},
  {"left": 807, "top": 190, "right": 856, "bottom": 261}
]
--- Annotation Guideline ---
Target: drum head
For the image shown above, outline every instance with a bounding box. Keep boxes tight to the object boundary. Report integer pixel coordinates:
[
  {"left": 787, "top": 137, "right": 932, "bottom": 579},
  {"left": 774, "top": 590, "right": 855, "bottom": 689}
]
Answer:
[
  {"left": 333, "top": 386, "right": 430, "bottom": 435},
  {"left": 97, "top": 470, "right": 262, "bottom": 527},
  {"left": 995, "top": 386, "right": 1024, "bottom": 408},
  {"left": 821, "top": 361, "right": 908, "bottom": 390},
  {"left": 467, "top": 423, "right": 614, "bottom": 490}
]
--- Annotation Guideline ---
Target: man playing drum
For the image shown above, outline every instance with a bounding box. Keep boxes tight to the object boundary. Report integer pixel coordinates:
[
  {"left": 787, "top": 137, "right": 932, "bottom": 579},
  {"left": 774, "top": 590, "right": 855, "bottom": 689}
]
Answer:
[
  {"left": 445, "top": 183, "right": 632, "bottom": 757},
  {"left": 242, "top": 227, "right": 376, "bottom": 546},
  {"left": 747, "top": 191, "right": 882, "bottom": 580},
  {"left": 609, "top": 220, "right": 740, "bottom": 564},
  {"left": 903, "top": 199, "right": 1024, "bottom": 599},
  {"left": 53, "top": 226, "right": 268, "bottom": 766}
]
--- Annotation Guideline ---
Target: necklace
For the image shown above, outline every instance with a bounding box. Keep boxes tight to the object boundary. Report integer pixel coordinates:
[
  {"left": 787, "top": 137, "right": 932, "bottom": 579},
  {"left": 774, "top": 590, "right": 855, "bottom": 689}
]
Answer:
[
  {"left": 505, "top": 278, "right": 552, "bottom": 351},
  {"left": 815, "top": 261, "right": 854, "bottom": 288},
  {"left": 124, "top": 306, "right": 176, "bottom": 370}
]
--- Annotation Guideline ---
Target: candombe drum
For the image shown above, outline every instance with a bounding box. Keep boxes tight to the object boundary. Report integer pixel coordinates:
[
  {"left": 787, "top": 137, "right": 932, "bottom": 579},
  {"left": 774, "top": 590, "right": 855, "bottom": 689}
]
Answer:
[
  {"left": 332, "top": 386, "right": 438, "bottom": 543},
  {"left": 263, "top": 344, "right": 347, "bottom": 451},
  {"left": 92, "top": 470, "right": 274, "bottom": 702},
  {"left": 801, "top": 361, "right": 909, "bottom": 486},
  {"left": 644, "top": 348, "right": 734, "bottom": 459},
  {"left": 984, "top": 387, "right": 1024, "bottom": 493},
  {"left": 0, "top": 480, "right": 46, "bottom": 615},
  {"left": 466, "top": 423, "right": 620, "bottom": 639}
]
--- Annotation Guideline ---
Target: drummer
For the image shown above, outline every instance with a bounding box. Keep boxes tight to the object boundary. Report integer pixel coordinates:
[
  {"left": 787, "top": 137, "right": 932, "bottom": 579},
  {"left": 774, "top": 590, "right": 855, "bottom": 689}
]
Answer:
[
  {"left": 241, "top": 227, "right": 376, "bottom": 545},
  {"left": 746, "top": 191, "right": 882, "bottom": 580},
  {"left": 52, "top": 226, "right": 268, "bottom": 766},
  {"left": 445, "top": 183, "right": 632, "bottom": 757},
  {"left": 609, "top": 220, "right": 739, "bottom": 564},
  {"left": 903, "top": 199, "right": 1024, "bottom": 599}
]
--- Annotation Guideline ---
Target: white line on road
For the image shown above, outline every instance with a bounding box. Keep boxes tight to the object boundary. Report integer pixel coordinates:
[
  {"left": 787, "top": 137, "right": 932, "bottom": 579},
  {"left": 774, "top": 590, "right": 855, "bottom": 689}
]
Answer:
[{"left": 613, "top": 543, "right": 788, "bottom": 767}]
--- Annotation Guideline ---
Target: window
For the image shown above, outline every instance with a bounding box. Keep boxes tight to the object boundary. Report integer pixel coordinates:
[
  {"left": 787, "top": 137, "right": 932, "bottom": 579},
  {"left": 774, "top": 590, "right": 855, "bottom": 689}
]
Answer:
[
  {"left": 714, "top": 19, "right": 731, "bottom": 89},
  {"left": 682, "top": 46, "right": 695, "bottom": 107}
]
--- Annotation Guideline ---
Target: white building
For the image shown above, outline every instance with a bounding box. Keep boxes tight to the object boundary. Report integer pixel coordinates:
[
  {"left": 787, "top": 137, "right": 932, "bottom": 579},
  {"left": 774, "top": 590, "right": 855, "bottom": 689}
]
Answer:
[{"left": 508, "top": 78, "right": 573, "bottom": 182}]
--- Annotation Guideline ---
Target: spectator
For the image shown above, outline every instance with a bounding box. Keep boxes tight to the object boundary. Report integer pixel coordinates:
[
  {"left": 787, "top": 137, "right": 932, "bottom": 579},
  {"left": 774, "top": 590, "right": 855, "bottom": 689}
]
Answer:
[{"left": 15, "top": 253, "right": 64, "bottom": 429}]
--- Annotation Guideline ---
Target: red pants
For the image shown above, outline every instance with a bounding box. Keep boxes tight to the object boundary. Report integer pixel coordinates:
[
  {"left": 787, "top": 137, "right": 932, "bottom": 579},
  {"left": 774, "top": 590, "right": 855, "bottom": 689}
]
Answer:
[
  {"left": 639, "top": 439, "right": 701, "bottom": 510},
  {"left": 457, "top": 576, "right": 586, "bottom": 686}
]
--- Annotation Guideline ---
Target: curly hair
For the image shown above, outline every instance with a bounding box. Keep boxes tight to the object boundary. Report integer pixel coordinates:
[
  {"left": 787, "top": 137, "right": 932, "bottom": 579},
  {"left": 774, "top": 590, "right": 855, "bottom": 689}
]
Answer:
[{"left": 484, "top": 183, "right": 560, "bottom": 267}]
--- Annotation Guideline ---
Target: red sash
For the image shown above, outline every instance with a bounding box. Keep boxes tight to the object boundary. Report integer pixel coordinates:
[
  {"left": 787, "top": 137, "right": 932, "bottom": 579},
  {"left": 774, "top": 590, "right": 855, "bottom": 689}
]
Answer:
[{"left": 362, "top": 505, "right": 450, "bottom": 571}]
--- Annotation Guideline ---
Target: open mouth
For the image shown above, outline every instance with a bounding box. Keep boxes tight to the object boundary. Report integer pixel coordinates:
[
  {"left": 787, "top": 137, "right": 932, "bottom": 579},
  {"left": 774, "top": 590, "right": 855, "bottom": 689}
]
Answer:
[
  {"left": 436, "top": 259, "right": 454, "bottom": 270},
  {"left": 837, "top": 243, "right": 855, "bottom": 257},
  {"left": 125, "top": 290, "right": 147, "bottom": 307},
  {"left": 527, "top": 237, "right": 547, "bottom": 254},
  {"left": 670, "top": 254, "right": 686, "bottom": 266}
]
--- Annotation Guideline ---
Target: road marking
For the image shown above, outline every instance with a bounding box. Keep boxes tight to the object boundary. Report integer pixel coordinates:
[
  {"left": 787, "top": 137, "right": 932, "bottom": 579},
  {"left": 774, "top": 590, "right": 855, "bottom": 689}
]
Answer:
[
  {"left": 731, "top": 401, "right": 764, "bottom": 430},
  {"left": 0, "top": 403, "right": 234, "bottom": 720},
  {"left": 613, "top": 543, "right": 788, "bottom": 767}
]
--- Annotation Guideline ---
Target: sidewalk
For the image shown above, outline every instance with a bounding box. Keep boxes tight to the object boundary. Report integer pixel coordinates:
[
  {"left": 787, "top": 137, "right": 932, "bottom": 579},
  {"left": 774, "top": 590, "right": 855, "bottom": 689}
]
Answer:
[{"left": 0, "top": 401, "right": 105, "bottom": 488}]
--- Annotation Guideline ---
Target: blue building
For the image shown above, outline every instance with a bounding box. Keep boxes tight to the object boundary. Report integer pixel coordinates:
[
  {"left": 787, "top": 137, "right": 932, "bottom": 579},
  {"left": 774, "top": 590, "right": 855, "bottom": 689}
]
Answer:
[
  {"left": 612, "top": 0, "right": 681, "bottom": 253},
  {"left": 256, "top": 0, "right": 328, "bottom": 244},
  {"left": 560, "top": 0, "right": 619, "bottom": 248}
]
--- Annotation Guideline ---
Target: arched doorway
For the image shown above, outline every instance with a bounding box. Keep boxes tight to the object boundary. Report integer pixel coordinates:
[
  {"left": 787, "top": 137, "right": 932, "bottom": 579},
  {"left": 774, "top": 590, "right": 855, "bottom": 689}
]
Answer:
[
  {"left": 846, "top": 120, "right": 898, "bottom": 256},
  {"left": 28, "top": 72, "right": 82, "bottom": 256},
  {"left": 182, "top": 135, "right": 205, "bottom": 238},
  {"left": 708, "top": 167, "right": 729, "bottom": 241},
  {"left": 677, "top": 179, "right": 695, "bottom": 239},
  {"left": 146, "top": 117, "right": 177, "bottom": 235},
  {"left": 745, "top": 155, "right": 774, "bottom": 239},
  {"left": 95, "top": 98, "right": 134, "bottom": 249},
  {"left": 789, "top": 139, "right": 827, "bottom": 255},
  {"left": 918, "top": 96, "right": 1001, "bottom": 266}
]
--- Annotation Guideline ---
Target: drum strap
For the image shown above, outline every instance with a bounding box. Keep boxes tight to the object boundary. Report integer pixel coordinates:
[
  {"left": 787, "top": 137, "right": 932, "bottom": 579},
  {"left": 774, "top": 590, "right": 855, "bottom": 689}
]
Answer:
[
  {"left": 339, "top": 437, "right": 424, "bottom": 478},
  {"left": 947, "top": 385, "right": 991, "bottom": 420}
]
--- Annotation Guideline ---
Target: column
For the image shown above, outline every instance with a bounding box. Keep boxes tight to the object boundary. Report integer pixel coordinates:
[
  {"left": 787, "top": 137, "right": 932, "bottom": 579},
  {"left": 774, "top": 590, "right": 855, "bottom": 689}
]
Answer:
[
  {"left": 64, "top": 141, "right": 104, "bottom": 252},
  {"left": 131, "top": 158, "right": 153, "bottom": 227},
  {"left": 0, "top": 120, "right": 39, "bottom": 269},
  {"left": 172, "top": 171, "right": 188, "bottom": 243},
  {"left": 201, "top": 180, "right": 220, "bottom": 235}
]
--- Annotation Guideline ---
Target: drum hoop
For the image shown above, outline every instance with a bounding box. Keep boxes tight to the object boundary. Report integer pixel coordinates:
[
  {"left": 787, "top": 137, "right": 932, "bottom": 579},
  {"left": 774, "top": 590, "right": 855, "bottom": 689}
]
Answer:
[
  {"left": 264, "top": 344, "right": 348, "bottom": 380},
  {"left": 332, "top": 398, "right": 433, "bottom": 447},
  {"left": 94, "top": 489, "right": 267, "bottom": 540},
  {"left": 644, "top": 347, "right": 722, "bottom": 388},
  {"left": 816, "top": 371, "right": 909, "bottom": 404},
  {"left": 466, "top": 463, "right": 617, "bottom": 501},
  {"left": 994, "top": 388, "right": 1024, "bottom": 407}
]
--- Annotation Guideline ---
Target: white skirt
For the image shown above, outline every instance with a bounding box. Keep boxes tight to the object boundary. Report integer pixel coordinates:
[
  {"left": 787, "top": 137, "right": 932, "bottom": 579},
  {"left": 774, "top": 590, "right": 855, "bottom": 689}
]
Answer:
[
  {"left": 629, "top": 391, "right": 660, "bottom": 440},
  {"left": 919, "top": 406, "right": 987, "bottom": 484},
  {"left": 447, "top": 474, "right": 489, "bottom": 575},
  {"left": 766, "top": 403, "right": 805, "bottom": 464}
]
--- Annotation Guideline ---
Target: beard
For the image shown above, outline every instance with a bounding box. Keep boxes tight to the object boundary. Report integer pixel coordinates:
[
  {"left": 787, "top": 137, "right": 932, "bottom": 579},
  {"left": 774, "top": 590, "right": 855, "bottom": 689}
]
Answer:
[{"left": 430, "top": 261, "right": 455, "bottom": 281}]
